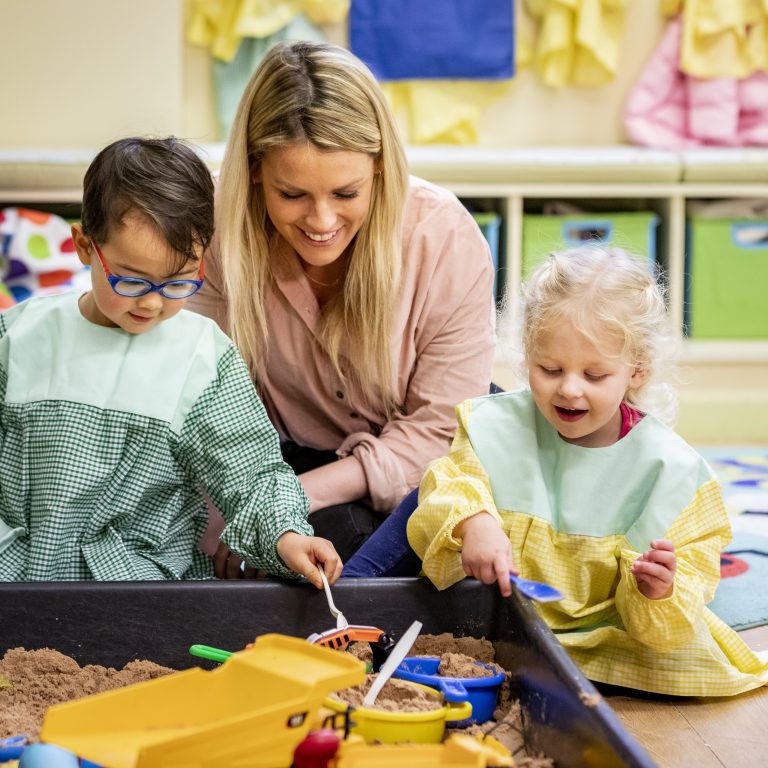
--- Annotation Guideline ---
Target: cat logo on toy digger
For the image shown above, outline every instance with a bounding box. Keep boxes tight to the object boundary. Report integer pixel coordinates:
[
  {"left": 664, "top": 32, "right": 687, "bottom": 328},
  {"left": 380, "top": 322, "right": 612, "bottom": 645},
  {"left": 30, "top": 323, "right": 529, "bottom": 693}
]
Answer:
[{"left": 287, "top": 711, "right": 308, "bottom": 728}]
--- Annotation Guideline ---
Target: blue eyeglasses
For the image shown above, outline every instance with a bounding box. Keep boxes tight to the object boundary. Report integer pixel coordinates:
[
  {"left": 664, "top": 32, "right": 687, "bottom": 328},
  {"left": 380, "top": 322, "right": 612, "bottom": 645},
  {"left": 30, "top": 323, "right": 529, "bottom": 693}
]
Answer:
[{"left": 92, "top": 241, "right": 204, "bottom": 299}]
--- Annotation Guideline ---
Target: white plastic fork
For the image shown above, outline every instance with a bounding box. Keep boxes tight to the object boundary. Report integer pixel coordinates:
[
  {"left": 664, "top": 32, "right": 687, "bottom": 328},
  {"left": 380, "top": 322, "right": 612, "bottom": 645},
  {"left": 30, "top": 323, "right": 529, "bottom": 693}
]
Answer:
[{"left": 319, "top": 570, "right": 348, "bottom": 629}]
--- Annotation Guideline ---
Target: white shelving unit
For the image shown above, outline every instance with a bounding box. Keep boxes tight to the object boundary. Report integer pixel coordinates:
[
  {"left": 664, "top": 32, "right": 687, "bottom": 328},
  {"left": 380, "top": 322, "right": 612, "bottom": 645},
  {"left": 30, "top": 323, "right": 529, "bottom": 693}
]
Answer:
[{"left": 450, "top": 182, "right": 768, "bottom": 360}]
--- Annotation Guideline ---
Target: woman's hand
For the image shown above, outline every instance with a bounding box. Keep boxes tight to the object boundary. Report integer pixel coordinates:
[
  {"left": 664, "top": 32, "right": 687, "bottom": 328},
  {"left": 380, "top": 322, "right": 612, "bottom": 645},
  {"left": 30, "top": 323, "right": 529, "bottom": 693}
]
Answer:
[
  {"left": 632, "top": 539, "right": 676, "bottom": 600},
  {"left": 213, "top": 543, "right": 256, "bottom": 579},
  {"left": 455, "top": 512, "right": 516, "bottom": 597},
  {"left": 276, "top": 532, "right": 343, "bottom": 587}
]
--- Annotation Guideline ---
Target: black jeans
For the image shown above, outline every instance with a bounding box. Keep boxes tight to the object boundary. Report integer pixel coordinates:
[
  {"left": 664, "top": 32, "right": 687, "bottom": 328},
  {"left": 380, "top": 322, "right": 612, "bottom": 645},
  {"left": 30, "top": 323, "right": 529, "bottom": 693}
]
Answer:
[{"left": 281, "top": 442, "right": 386, "bottom": 563}]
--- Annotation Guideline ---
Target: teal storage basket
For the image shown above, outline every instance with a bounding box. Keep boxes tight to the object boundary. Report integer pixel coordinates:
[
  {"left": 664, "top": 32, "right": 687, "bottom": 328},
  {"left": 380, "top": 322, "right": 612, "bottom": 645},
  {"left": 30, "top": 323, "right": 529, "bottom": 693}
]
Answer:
[{"left": 472, "top": 211, "right": 502, "bottom": 299}]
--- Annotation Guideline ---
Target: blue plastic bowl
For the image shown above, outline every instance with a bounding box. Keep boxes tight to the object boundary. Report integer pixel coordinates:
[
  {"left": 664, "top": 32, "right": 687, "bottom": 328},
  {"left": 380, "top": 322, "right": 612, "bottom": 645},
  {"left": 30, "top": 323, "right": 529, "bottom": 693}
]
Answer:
[{"left": 393, "top": 656, "right": 505, "bottom": 725}]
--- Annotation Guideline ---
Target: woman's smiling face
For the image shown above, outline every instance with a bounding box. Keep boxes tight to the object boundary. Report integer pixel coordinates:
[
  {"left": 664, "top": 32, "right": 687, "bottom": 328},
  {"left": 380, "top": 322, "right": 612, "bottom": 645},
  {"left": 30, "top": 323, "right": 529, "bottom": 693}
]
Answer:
[{"left": 255, "top": 142, "right": 376, "bottom": 271}]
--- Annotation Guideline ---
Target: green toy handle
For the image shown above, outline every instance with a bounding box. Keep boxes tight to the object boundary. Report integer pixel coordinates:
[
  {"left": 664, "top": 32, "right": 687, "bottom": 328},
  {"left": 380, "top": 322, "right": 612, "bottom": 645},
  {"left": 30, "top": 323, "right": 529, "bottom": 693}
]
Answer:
[{"left": 189, "top": 644, "right": 233, "bottom": 663}]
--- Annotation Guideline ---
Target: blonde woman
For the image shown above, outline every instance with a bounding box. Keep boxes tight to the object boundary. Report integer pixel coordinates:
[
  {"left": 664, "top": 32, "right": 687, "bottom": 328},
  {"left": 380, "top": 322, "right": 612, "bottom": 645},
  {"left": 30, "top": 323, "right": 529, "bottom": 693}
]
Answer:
[{"left": 189, "top": 41, "right": 496, "bottom": 571}]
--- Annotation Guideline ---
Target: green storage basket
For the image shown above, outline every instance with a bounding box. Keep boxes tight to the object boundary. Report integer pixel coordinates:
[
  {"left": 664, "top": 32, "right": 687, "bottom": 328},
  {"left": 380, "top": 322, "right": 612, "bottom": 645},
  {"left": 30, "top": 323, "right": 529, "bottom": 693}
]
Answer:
[
  {"left": 522, "top": 212, "right": 659, "bottom": 277},
  {"left": 686, "top": 216, "right": 768, "bottom": 339}
]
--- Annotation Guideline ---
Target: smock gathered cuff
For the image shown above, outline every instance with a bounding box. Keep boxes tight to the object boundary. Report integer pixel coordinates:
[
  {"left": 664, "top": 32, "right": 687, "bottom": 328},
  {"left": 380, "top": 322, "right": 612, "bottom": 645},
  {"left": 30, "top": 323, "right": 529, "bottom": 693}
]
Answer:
[
  {"left": 406, "top": 453, "right": 501, "bottom": 590},
  {"left": 224, "top": 518, "right": 314, "bottom": 580},
  {"left": 221, "top": 511, "right": 315, "bottom": 578},
  {"left": 615, "top": 547, "right": 704, "bottom": 651}
]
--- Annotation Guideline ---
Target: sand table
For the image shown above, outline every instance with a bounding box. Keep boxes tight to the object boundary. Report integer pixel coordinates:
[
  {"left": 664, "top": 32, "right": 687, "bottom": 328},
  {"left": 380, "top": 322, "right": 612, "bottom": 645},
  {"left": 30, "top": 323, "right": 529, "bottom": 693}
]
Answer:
[{"left": 0, "top": 636, "right": 553, "bottom": 767}]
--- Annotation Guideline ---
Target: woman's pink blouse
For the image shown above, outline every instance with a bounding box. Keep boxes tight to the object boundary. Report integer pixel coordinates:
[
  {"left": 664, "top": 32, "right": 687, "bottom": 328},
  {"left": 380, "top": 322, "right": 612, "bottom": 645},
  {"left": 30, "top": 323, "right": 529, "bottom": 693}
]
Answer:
[{"left": 189, "top": 176, "right": 496, "bottom": 511}]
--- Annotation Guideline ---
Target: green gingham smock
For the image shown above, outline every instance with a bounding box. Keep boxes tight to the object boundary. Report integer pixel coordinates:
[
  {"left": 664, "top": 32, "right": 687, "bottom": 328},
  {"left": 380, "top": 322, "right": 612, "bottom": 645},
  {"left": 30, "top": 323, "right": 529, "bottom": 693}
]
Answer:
[{"left": 0, "top": 292, "right": 312, "bottom": 581}]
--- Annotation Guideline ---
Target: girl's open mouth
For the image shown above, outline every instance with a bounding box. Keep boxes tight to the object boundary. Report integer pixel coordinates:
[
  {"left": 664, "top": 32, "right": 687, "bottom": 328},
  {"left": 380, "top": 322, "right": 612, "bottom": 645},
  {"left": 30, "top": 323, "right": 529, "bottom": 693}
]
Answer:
[{"left": 555, "top": 406, "right": 587, "bottom": 422}]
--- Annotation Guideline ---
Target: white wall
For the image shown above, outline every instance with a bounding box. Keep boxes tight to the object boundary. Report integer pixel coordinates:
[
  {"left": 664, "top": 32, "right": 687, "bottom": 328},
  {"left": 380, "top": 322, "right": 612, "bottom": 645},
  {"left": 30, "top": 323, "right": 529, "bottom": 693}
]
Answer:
[{"left": 0, "top": 0, "right": 185, "bottom": 148}]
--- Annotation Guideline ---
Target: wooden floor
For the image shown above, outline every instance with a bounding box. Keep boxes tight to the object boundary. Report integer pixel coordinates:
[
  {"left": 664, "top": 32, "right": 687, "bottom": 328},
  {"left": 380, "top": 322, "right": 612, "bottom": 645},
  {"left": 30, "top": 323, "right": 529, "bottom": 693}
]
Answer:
[{"left": 606, "top": 626, "right": 768, "bottom": 767}]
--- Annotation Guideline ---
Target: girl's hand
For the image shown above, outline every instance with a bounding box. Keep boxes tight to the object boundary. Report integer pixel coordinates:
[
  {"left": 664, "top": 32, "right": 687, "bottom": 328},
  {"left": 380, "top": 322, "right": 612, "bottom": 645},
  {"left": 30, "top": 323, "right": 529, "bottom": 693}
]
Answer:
[
  {"left": 276, "top": 532, "right": 343, "bottom": 588},
  {"left": 455, "top": 512, "right": 517, "bottom": 597},
  {"left": 631, "top": 539, "right": 676, "bottom": 600}
]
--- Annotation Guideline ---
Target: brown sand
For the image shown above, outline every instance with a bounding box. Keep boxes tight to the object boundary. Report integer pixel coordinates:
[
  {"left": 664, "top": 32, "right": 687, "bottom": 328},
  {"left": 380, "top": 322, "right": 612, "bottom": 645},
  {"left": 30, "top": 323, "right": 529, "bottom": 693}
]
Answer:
[
  {"left": 346, "top": 641, "right": 373, "bottom": 665},
  {"left": 412, "top": 632, "right": 496, "bottom": 663},
  {"left": 437, "top": 651, "right": 503, "bottom": 678},
  {"left": 330, "top": 674, "right": 443, "bottom": 712},
  {"left": 0, "top": 647, "right": 172, "bottom": 740}
]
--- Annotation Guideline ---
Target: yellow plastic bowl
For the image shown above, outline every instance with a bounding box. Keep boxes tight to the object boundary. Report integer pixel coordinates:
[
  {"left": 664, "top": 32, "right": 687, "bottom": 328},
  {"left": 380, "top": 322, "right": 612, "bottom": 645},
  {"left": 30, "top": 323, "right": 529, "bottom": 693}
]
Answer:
[{"left": 324, "top": 681, "right": 473, "bottom": 744}]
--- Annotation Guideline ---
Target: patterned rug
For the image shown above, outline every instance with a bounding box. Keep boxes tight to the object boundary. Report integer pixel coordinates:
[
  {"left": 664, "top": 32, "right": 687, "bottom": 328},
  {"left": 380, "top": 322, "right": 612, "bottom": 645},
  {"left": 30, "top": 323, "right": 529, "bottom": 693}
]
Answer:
[{"left": 698, "top": 447, "right": 768, "bottom": 630}]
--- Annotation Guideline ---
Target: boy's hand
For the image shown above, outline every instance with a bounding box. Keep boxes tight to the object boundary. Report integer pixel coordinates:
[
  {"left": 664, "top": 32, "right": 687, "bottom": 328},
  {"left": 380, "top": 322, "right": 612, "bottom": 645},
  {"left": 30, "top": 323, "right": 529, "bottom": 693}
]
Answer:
[
  {"left": 631, "top": 539, "right": 676, "bottom": 600},
  {"left": 455, "top": 512, "right": 516, "bottom": 597},
  {"left": 277, "top": 532, "right": 343, "bottom": 588}
]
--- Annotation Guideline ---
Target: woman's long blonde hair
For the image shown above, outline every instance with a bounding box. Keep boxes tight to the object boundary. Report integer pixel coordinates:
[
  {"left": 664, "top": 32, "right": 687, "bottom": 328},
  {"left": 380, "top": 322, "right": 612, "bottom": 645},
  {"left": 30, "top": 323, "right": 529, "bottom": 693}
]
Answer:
[
  {"left": 217, "top": 41, "right": 408, "bottom": 409},
  {"left": 513, "top": 246, "right": 679, "bottom": 425}
]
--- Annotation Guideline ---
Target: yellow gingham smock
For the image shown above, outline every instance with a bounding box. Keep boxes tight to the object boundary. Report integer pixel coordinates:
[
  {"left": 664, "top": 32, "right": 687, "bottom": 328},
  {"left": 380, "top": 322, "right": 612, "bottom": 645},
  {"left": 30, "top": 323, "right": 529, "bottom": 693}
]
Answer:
[{"left": 407, "top": 390, "right": 768, "bottom": 696}]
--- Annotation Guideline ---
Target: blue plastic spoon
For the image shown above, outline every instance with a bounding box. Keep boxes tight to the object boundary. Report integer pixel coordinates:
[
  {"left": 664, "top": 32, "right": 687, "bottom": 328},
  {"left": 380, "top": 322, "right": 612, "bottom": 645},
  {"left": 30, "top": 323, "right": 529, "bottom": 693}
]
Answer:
[{"left": 509, "top": 574, "right": 563, "bottom": 602}]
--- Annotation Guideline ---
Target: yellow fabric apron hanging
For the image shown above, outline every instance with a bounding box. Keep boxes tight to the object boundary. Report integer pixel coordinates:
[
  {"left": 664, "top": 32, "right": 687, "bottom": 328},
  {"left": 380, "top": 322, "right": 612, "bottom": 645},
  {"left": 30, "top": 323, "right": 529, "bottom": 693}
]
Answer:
[
  {"left": 187, "top": 0, "right": 349, "bottom": 61},
  {"left": 665, "top": 0, "right": 768, "bottom": 78},
  {"left": 383, "top": 81, "right": 511, "bottom": 145},
  {"left": 525, "top": 0, "right": 629, "bottom": 88}
]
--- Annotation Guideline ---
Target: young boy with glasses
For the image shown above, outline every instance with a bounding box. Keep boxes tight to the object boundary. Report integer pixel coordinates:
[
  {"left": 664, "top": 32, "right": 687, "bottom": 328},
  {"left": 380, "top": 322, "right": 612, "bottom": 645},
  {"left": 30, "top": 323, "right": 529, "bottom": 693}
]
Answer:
[{"left": 0, "top": 136, "right": 341, "bottom": 586}]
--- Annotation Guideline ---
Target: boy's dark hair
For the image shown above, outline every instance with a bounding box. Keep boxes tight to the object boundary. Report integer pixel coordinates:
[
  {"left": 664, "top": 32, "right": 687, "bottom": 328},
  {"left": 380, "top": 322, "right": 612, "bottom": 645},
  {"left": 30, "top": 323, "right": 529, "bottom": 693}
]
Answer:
[{"left": 81, "top": 137, "right": 214, "bottom": 272}]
